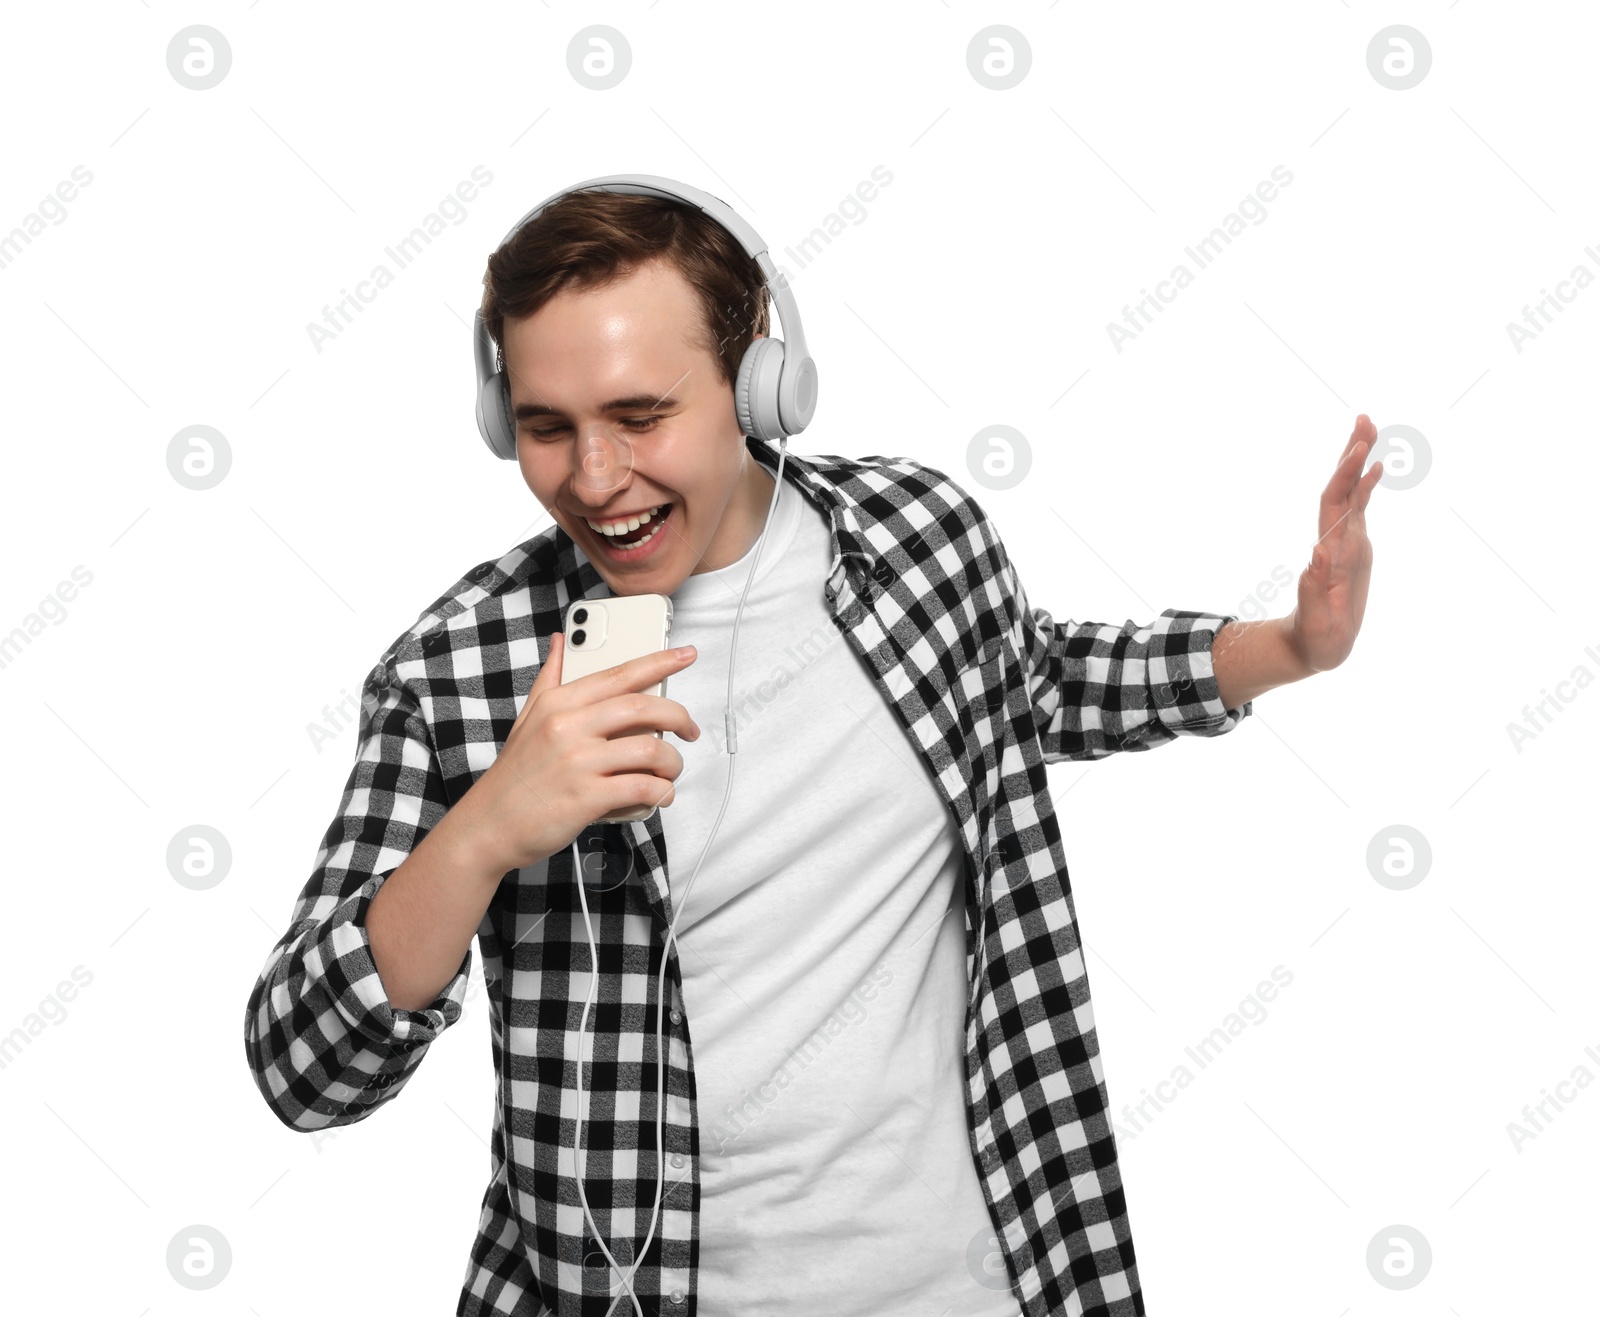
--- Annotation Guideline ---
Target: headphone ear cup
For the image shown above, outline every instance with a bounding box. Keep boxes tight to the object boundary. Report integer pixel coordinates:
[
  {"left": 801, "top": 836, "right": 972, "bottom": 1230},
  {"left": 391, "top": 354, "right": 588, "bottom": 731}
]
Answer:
[
  {"left": 478, "top": 369, "right": 516, "bottom": 460},
  {"left": 735, "top": 336, "right": 786, "bottom": 441}
]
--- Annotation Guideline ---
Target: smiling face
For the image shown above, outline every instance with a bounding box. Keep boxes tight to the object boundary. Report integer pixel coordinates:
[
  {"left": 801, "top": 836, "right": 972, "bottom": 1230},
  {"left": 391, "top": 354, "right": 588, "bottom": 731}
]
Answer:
[{"left": 502, "top": 257, "right": 776, "bottom": 596}]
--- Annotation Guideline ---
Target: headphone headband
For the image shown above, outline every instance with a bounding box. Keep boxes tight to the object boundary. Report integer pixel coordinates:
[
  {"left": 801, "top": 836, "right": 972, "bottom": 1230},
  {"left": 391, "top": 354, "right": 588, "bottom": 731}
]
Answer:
[{"left": 472, "top": 173, "right": 817, "bottom": 459}]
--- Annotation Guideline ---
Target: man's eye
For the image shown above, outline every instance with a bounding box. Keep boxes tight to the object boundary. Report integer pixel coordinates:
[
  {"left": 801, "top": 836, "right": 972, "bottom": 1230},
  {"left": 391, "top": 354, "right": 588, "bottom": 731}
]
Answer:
[{"left": 526, "top": 416, "right": 662, "bottom": 439}]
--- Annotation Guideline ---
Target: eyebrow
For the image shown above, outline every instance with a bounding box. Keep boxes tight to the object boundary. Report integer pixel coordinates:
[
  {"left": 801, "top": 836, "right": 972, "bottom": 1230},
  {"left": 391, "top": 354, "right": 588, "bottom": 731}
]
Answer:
[{"left": 513, "top": 394, "right": 681, "bottom": 422}]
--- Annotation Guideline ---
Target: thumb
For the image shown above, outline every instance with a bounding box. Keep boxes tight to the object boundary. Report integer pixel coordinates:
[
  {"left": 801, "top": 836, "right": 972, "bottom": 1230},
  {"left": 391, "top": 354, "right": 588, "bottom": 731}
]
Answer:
[
  {"left": 517, "top": 632, "right": 564, "bottom": 720},
  {"left": 536, "top": 630, "right": 564, "bottom": 688}
]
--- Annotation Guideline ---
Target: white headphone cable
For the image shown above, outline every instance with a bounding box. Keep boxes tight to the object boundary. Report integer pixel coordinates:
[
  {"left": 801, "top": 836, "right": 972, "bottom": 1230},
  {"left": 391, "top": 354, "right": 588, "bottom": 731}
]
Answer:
[{"left": 574, "top": 438, "right": 788, "bottom": 1317}]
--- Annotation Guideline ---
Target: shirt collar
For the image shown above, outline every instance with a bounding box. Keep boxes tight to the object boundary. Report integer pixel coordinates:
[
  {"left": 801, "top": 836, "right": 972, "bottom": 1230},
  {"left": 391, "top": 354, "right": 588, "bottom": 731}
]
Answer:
[
  {"left": 546, "top": 433, "right": 876, "bottom": 602},
  {"left": 743, "top": 433, "right": 875, "bottom": 586}
]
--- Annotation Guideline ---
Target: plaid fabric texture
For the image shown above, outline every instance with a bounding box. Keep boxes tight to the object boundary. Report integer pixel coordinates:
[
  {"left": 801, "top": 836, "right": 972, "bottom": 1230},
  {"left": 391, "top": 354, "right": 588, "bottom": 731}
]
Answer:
[{"left": 243, "top": 434, "right": 1252, "bottom": 1316}]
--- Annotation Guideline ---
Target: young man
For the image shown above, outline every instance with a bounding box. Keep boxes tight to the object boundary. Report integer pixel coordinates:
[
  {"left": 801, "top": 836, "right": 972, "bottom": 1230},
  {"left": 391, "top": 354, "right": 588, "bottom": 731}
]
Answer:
[{"left": 243, "top": 189, "right": 1380, "bottom": 1317}]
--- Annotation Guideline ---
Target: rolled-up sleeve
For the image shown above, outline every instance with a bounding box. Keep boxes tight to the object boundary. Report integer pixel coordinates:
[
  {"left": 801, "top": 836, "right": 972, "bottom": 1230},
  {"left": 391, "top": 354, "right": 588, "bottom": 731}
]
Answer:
[
  {"left": 243, "top": 653, "right": 472, "bottom": 1131},
  {"left": 996, "top": 541, "right": 1253, "bottom": 763}
]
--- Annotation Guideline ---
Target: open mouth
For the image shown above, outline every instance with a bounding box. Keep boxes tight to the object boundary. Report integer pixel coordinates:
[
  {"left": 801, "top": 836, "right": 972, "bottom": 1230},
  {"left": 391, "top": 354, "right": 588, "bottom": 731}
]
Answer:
[{"left": 585, "top": 502, "right": 674, "bottom": 558}]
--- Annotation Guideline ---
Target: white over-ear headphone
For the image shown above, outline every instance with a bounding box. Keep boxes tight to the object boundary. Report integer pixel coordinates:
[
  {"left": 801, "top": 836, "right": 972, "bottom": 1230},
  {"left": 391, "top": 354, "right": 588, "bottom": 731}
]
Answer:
[
  {"left": 473, "top": 176, "right": 816, "bottom": 1316},
  {"left": 472, "top": 173, "right": 818, "bottom": 459}
]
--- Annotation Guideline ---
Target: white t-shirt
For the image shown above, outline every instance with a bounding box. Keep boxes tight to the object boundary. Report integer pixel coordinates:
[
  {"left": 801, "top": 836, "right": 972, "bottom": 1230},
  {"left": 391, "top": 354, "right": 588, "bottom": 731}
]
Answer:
[{"left": 645, "top": 467, "right": 1021, "bottom": 1317}]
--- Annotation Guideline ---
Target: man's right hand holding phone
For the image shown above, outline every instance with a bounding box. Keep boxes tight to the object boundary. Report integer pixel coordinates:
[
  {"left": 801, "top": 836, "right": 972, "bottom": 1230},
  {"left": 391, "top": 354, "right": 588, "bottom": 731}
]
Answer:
[{"left": 464, "top": 635, "right": 701, "bottom": 873}]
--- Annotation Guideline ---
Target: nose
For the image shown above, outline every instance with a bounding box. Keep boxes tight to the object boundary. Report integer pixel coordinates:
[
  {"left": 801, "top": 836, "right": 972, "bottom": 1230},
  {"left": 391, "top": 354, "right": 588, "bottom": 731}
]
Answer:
[{"left": 568, "top": 425, "right": 636, "bottom": 508}]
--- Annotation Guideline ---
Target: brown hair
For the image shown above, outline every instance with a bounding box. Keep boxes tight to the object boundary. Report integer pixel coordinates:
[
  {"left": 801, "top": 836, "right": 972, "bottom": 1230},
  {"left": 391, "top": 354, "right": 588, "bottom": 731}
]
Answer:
[{"left": 478, "top": 189, "right": 771, "bottom": 394}]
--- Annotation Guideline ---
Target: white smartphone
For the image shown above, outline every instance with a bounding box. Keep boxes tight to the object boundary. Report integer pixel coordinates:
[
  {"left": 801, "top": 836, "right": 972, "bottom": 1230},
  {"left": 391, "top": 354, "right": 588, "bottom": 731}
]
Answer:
[{"left": 560, "top": 592, "right": 676, "bottom": 824}]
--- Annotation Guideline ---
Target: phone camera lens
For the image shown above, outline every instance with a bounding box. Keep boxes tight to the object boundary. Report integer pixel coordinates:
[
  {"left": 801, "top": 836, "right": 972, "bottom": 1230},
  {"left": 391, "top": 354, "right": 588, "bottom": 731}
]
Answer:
[
  {"left": 573, "top": 608, "right": 588, "bottom": 624},
  {"left": 571, "top": 628, "right": 586, "bottom": 646}
]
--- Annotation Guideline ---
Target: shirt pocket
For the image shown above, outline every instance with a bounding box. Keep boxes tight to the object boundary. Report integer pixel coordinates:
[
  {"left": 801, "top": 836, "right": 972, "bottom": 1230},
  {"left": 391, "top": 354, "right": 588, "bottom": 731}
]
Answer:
[
  {"left": 944, "top": 631, "right": 1024, "bottom": 791},
  {"left": 955, "top": 631, "right": 1016, "bottom": 708}
]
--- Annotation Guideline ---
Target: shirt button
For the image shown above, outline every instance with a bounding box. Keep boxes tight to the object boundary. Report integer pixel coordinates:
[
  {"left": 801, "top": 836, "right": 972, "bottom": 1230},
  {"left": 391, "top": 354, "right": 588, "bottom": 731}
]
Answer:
[
  {"left": 671, "top": 1152, "right": 686, "bottom": 1168},
  {"left": 669, "top": 1008, "right": 683, "bottom": 1025},
  {"left": 669, "top": 1290, "right": 685, "bottom": 1304}
]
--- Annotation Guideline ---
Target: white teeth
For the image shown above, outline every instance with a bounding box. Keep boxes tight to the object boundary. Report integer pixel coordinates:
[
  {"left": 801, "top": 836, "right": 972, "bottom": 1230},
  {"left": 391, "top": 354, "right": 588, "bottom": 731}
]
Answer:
[{"left": 586, "top": 504, "right": 666, "bottom": 536}]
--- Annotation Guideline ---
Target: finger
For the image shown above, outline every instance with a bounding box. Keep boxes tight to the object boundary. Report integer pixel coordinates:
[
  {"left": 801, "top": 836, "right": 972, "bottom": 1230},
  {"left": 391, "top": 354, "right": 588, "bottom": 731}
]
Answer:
[
  {"left": 1355, "top": 456, "right": 1383, "bottom": 512},
  {"left": 516, "top": 632, "right": 564, "bottom": 723},
  {"left": 592, "top": 732, "right": 686, "bottom": 779},
  {"left": 1323, "top": 419, "right": 1375, "bottom": 513},
  {"left": 1342, "top": 437, "right": 1369, "bottom": 477},
  {"left": 567, "top": 643, "right": 697, "bottom": 701},
  {"left": 1318, "top": 450, "right": 1362, "bottom": 538},
  {"left": 1340, "top": 415, "right": 1365, "bottom": 460},
  {"left": 591, "top": 694, "right": 701, "bottom": 743},
  {"left": 1340, "top": 415, "right": 1377, "bottom": 469}
]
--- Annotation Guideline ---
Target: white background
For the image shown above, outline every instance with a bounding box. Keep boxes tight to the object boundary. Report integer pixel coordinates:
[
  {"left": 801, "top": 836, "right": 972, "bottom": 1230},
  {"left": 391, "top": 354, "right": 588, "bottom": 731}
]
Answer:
[{"left": 0, "top": 2, "right": 1593, "bottom": 1313}]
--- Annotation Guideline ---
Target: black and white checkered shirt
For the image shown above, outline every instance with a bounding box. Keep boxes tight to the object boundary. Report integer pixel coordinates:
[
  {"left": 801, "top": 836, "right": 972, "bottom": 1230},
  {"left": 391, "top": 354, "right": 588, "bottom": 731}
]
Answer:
[{"left": 244, "top": 434, "right": 1252, "bottom": 1316}]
